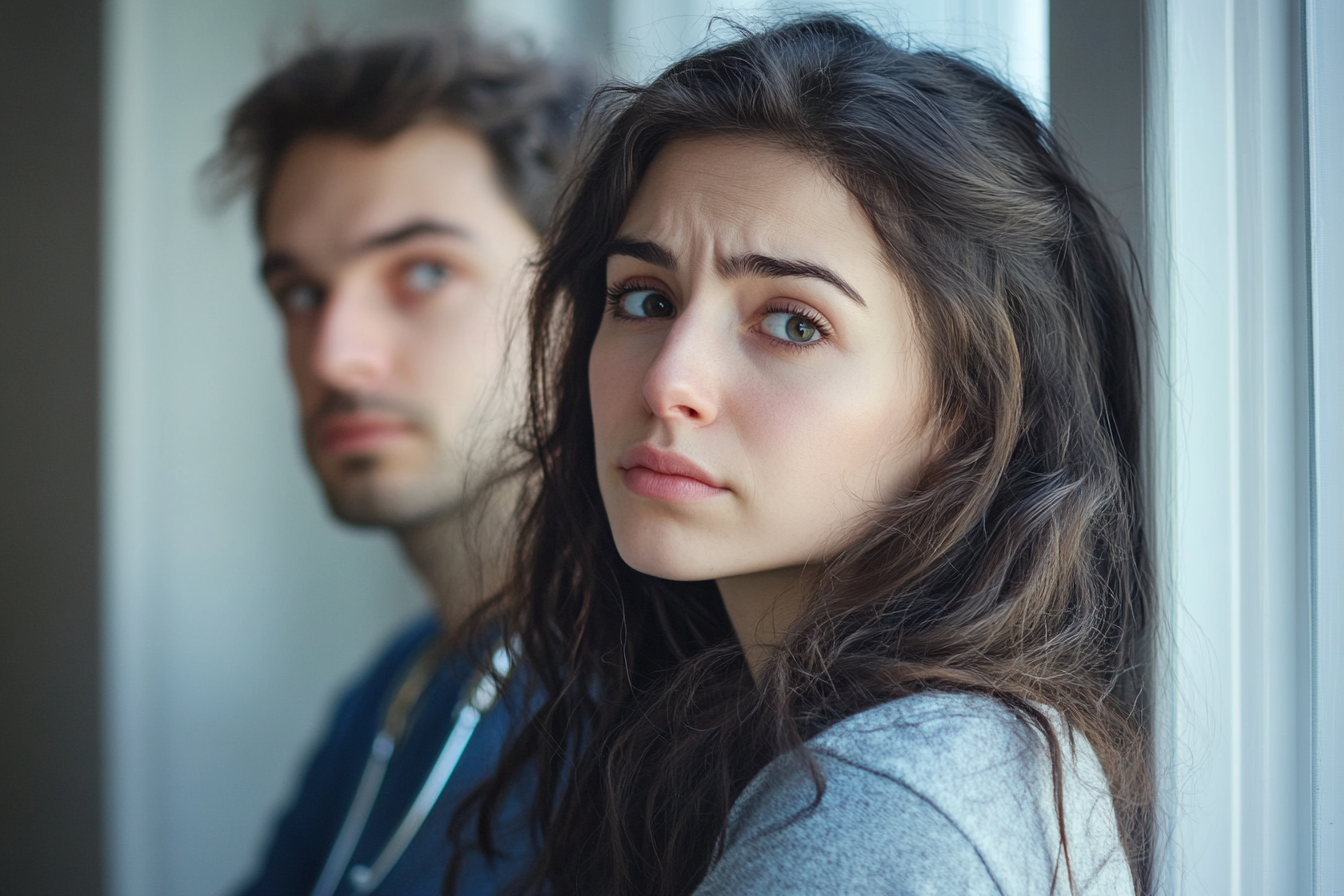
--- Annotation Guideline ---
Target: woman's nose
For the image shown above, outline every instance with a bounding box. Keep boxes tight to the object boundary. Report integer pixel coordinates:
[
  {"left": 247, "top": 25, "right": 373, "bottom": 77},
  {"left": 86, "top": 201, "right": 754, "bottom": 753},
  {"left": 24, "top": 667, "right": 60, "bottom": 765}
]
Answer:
[{"left": 640, "top": 310, "right": 720, "bottom": 426}]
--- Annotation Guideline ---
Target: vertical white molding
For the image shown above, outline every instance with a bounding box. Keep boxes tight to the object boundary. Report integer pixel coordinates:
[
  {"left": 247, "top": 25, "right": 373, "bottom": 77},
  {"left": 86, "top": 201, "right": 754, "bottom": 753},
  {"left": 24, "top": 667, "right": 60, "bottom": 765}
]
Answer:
[
  {"left": 1155, "top": 3, "right": 1240, "bottom": 893},
  {"left": 1144, "top": 0, "right": 1177, "bottom": 888},
  {"left": 1231, "top": 0, "right": 1312, "bottom": 892},
  {"left": 604, "top": 0, "right": 1048, "bottom": 101},
  {"left": 1006, "top": 0, "right": 1050, "bottom": 115},
  {"left": 102, "top": 0, "right": 163, "bottom": 893},
  {"left": 1304, "top": 0, "right": 1344, "bottom": 892},
  {"left": 1150, "top": 0, "right": 1312, "bottom": 892}
]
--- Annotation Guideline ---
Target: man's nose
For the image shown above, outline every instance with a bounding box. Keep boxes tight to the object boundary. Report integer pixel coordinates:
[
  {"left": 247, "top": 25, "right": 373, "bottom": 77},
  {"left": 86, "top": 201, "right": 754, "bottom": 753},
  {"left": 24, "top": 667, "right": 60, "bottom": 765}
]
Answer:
[
  {"left": 640, "top": 307, "right": 721, "bottom": 426},
  {"left": 310, "top": 282, "right": 396, "bottom": 391}
]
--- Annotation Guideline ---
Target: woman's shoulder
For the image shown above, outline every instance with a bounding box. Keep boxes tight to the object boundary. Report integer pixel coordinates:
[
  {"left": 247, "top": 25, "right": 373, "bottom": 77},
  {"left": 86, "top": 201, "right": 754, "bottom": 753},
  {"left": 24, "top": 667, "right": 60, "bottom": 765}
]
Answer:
[
  {"left": 809, "top": 691, "right": 1074, "bottom": 796},
  {"left": 696, "top": 692, "right": 1134, "bottom": 896}
]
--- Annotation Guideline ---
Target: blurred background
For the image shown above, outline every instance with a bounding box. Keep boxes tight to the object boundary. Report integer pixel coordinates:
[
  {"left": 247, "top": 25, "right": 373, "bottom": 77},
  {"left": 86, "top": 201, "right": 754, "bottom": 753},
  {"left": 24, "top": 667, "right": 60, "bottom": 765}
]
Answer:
[{"left": 2, "top": 0, "right": 1338, "bottom": 894}]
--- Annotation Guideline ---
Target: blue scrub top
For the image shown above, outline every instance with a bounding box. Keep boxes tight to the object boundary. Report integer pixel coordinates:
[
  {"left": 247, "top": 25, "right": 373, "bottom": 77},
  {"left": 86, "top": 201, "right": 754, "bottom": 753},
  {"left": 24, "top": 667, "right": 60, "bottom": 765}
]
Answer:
[{"left": 232, "top": 615, "right": 535, "bottom": 896}]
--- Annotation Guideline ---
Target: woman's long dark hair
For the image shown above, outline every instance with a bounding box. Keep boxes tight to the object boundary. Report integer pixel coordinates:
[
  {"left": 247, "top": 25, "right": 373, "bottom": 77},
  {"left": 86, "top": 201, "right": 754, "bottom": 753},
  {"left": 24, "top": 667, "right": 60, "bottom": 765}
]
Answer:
[{"left": 449, "top": 16, "right": 1153, "bottom": 896}]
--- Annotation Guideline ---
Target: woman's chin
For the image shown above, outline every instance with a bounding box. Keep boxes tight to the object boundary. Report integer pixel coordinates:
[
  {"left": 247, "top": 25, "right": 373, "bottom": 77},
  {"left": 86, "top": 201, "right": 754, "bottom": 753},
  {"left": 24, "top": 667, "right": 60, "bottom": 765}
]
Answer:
[
  {"left": 616, "top": 550, "right": 716, "bottom": 582},
  {"left": 611, "top": 533, "right": 732, "bottom": 583}
]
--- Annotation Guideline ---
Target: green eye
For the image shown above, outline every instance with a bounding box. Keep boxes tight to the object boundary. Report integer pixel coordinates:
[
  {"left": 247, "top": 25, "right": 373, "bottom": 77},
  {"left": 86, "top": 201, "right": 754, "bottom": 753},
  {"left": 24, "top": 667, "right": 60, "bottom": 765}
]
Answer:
[
  {"left": 404, "top": 261, "right": 450, "bottom": 293},
  {"left": 619, "top": 289, "right": 674, "bottom": 319},
  {"left": 762, "top": 311, "right": 821, "bottom": 344}
]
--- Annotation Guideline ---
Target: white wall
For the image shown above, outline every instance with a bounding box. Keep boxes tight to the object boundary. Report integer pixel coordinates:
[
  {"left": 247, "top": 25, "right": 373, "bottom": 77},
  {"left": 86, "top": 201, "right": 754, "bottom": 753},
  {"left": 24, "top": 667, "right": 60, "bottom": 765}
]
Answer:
[
  {"left": 467, "top": 0, "right": 1046, "bottom": 108},
  {"left": 103, "top": 2, "right": 447, "bottom": 894}
]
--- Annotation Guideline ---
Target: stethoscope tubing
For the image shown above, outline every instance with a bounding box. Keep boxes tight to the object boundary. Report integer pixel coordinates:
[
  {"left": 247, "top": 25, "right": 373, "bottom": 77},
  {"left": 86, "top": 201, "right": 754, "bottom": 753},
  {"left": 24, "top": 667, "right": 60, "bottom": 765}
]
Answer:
[{"left": 310, "top": 643, "right": 512, "bottom": 896}]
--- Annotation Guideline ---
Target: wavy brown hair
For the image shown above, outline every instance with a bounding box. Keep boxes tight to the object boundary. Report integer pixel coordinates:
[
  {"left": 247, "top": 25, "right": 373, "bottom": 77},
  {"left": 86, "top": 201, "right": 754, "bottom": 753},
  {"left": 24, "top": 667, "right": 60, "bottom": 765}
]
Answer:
[
  {"left": 211, "top": 28, "right": 591, "bottom": 235},
  {"left": 449, "top": 16, "right": 1152, "bottom": 896}
]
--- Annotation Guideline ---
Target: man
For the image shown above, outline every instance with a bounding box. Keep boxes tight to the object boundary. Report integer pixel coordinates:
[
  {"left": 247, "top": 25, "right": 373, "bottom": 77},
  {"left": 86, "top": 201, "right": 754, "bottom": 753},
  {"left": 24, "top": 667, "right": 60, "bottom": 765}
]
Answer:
[{"left": 212, "top": 31, "right": 588, "bottom": 896}]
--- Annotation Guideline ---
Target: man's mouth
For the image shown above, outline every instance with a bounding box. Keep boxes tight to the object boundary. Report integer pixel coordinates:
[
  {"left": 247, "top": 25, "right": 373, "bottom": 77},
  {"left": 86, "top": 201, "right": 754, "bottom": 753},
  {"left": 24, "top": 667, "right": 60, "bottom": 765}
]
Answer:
[{"left": 315, "top": 412, "right": 417, "bottom": 455}]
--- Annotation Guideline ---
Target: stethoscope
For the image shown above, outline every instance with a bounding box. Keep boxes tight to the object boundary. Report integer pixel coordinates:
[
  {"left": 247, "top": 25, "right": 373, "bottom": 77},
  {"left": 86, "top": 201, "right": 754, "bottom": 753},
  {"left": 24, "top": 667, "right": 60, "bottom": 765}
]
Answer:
[{"left": 310, "top": 642, "right": 513, "bottom": 896}]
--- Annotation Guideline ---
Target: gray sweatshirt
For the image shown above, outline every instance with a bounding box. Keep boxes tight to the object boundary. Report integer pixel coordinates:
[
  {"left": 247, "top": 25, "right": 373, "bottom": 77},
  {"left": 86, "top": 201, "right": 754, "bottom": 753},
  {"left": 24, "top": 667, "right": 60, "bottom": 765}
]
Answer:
[{"left": 693, "top": 692, "right": 1135, "bottom": 896}]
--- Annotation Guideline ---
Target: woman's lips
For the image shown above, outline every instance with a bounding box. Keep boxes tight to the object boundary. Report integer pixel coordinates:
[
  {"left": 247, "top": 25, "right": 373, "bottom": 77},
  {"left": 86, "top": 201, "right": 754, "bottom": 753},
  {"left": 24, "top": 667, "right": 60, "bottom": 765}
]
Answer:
[{"left": 618, "top": 444, "right": 728, "bottom": 503}]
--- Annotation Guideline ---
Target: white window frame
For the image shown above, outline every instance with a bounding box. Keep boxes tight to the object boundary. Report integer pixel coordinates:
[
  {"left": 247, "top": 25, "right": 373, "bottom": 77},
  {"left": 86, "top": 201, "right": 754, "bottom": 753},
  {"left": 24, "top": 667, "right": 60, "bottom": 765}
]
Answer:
[
  {"left": 1146, "top": 0, "right": 1335, "bottom": 892},
  {"left": 1304, "top": 0, "right": 1343, "bottom": 890}
]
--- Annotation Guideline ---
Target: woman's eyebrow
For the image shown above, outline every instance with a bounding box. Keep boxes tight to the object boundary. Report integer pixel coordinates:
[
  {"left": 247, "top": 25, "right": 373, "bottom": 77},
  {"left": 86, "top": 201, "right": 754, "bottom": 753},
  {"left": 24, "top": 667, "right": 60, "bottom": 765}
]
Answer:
[
  {"left": 719, "top": 253, "right": 867, "bottom": 307},
  {"left": 604, "top": 240, "right": 867, "bottom": 308},
  {"left": 605, "top": 237, "right": 678, "bottom": 271}
]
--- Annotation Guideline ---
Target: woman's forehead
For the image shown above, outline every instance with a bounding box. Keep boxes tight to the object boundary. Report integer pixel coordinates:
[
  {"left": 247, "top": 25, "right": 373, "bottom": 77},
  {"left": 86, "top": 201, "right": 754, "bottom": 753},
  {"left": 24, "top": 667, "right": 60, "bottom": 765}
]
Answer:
[{"left": 616, "top": 137, "right": 871, "bottom": 258}]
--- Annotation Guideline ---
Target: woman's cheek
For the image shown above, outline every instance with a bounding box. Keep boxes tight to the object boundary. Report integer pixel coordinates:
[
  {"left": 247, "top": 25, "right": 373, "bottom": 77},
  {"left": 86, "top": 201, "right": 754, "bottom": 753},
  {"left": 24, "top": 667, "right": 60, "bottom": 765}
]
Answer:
[
  {"left": 738, "top": 362, "right": 914, "bottom": 530},
  {"left": 734, "top": 363, "right": 850, "bottom": 464},
  {"left": 588, "top": 330, "right": 633, "bottom": 428}
]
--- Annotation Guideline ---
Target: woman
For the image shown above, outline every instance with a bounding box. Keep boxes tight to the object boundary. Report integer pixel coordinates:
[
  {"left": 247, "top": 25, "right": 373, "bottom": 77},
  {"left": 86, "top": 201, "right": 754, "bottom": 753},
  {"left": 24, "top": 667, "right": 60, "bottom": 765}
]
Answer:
[{"left": 452, "top": 16, "right": 1151, "bottom": 896}]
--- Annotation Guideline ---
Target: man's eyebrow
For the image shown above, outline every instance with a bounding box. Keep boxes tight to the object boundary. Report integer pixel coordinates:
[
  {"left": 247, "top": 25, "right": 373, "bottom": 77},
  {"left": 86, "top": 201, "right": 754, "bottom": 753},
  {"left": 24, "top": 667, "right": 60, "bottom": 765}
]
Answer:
[
  {"left": 260, "top": 251, "right": 297, "bottom": 282},
  {"left": 605, "top": 237, "right": 679, "bottom": 271},
  {"left": 259, "top": 218, "right": 472, "bottom": 283},
  {"left": 355, "top": 218, "right": 472, "bottom": 252},
  {"left": 719, "top": 253, "right": 867, "bottom": 307}
]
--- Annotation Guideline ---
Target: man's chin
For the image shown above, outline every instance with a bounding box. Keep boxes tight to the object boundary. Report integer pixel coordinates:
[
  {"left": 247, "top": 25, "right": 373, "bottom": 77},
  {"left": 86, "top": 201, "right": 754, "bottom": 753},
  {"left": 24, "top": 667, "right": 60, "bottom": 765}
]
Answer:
[
  {"left": 323, "top": 489, "right": 460, "bottom": 530},
  {"left": 317, "top": 469, "right": 465, "bottom": 530}
]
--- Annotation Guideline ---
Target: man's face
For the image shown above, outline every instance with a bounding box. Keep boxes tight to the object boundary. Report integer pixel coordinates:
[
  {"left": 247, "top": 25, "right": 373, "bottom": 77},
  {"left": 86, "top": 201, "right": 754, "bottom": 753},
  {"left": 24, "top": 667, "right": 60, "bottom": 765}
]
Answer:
[{"left": 261, "top": 123, "right": 538, "bottom": 528}]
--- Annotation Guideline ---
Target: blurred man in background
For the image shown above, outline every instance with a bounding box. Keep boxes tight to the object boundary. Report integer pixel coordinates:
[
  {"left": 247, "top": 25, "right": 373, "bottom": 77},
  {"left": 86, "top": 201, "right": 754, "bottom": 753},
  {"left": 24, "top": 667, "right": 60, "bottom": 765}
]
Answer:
[{"left": 212, "top": 30, "right": 589, "bottom": 896}]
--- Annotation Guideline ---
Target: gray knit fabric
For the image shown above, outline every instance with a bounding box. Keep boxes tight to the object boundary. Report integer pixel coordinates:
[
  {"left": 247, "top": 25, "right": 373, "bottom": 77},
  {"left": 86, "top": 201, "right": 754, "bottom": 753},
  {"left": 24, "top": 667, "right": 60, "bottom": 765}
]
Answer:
[{"left": 693, "top": 692, "right": 1135, "bottom": 896}]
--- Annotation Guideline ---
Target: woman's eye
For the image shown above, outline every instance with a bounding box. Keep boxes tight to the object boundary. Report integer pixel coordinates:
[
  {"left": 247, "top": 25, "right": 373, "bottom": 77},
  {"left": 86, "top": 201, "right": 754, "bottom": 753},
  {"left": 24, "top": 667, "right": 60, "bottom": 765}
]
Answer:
[
  {"left": 618, "top": 289, "right": 675, "bottom": 319},
  {"left": 403, "top": 260, "right": 450, "bottom": 294},
  {"left": 278, "top": 283, "right": 323, "bottom": 314},
  {"left": 761, "top": 311, "right": 822, "bottom": 344}
]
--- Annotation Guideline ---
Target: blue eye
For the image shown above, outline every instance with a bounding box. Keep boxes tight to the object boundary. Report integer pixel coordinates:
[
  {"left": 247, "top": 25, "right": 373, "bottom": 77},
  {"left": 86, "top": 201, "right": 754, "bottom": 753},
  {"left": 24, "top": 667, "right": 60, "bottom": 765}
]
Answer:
[
  {"left": 404, "top": 260, "right": 450, "bottom": 293},
  {"left": 278, "top": 283, "right": 323, "bottom": 313},
  {"left": 618, "top": 289, "right": 674, "bottom": 319},
  {"left": 761, "top": 311, "right": 821, "bottom": 344}
]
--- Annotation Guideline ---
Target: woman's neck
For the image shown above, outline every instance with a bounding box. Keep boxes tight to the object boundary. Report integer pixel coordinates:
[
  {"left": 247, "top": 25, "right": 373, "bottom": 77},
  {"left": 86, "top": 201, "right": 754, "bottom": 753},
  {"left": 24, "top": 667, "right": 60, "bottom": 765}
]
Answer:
[{"left": 715, "top": 566, "right": 807, "bottom": 681}]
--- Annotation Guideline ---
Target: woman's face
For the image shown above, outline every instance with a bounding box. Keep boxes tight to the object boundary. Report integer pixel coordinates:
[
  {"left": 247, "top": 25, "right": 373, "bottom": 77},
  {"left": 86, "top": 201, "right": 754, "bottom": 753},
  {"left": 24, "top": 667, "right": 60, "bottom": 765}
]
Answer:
[{"left": 589, "top": 137, "right": 933, "bottom": 584}]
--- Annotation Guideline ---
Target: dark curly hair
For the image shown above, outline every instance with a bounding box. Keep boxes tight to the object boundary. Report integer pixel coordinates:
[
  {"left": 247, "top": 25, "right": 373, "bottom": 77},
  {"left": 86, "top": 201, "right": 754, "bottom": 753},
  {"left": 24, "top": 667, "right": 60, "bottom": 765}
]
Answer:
[
  {"left": 453, "top": 15, "right": 1153, "bottom": 896},
  {"left": 211, "top": 28, "right": 592, "bottom": 234}
]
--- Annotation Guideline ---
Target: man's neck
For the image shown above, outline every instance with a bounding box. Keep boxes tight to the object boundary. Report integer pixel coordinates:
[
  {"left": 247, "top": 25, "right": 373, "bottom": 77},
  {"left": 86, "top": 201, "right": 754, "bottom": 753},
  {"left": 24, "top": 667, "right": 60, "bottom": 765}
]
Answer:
[{"left": 393, "top": 483, "right": 515, "bottom": 634}]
